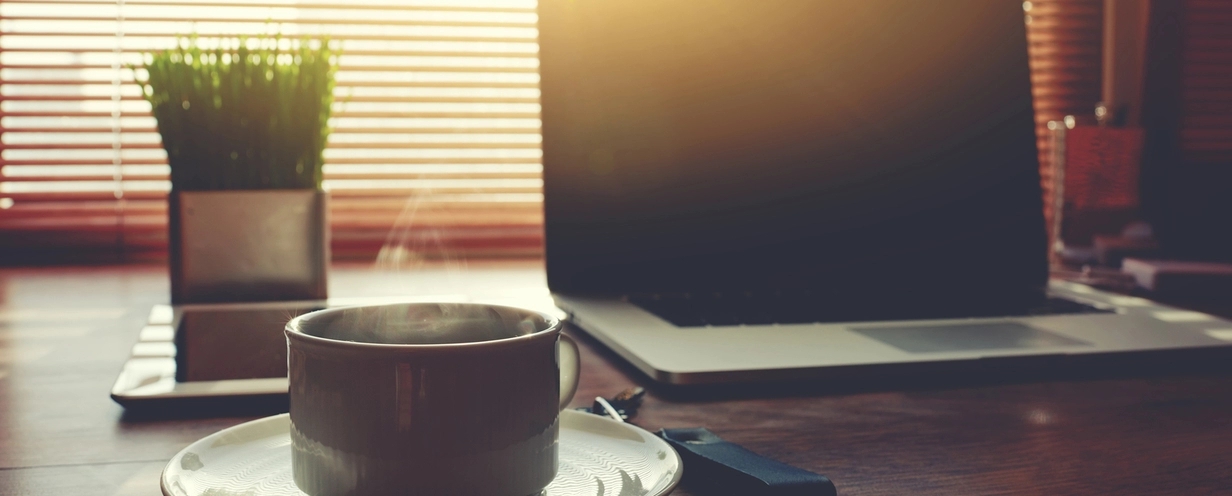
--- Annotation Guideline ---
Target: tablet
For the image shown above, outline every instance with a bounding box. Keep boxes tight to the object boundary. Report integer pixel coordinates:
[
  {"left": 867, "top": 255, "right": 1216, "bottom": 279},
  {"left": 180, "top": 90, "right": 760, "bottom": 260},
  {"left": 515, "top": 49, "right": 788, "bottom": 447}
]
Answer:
[
  {"left": 110, "top": 300, "right": 325, "bottom": 407},
  {"left": 111, "top": 295, "right": 564, "bottom": 407}
]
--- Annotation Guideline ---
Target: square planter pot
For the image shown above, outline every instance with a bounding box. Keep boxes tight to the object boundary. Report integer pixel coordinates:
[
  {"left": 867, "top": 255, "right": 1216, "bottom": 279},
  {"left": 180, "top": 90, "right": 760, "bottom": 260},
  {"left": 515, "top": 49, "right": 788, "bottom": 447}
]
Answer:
[{"left": 170, "top": 190, "right": 329, "bottom": 304}]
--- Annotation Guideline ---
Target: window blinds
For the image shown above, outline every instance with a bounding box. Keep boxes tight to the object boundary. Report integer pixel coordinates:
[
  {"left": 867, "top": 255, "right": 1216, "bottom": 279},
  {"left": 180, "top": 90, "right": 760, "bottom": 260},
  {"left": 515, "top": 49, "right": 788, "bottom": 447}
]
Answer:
[
  {"left": 2, "top": 0, "right": 1112, "bottom": 263},
  {"left": 1179, "top": 0, "right": 1232, "bottom": 165},
  {"left": 0, "top": 0, "right": 544, "bottom": 261}
]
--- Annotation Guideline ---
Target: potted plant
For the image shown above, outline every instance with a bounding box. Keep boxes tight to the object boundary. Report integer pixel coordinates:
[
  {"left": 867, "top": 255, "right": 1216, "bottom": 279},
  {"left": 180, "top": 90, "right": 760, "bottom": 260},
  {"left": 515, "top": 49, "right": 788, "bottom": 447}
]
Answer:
[{"left": 137, "top": 35, "right": 337, "bottom": 303}]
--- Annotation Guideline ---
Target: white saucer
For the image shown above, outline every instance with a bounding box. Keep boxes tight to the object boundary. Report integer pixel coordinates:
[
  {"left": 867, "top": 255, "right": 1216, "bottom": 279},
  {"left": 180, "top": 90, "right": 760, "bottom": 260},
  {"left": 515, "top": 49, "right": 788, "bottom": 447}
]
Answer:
[{"left": 162, "top": 409, "right": 682, "bottom": 496}]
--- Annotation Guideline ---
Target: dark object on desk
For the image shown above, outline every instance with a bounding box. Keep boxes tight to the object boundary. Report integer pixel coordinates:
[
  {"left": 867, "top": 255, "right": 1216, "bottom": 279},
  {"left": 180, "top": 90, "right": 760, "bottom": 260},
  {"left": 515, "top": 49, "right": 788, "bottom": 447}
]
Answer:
[
  {"left": 112, "top": 301, "right": 324, "bottom": 407},
  {"left": 1051, "top": 265, "right": 1140, "bottom": 293},
  {"left": 1054, "top": 222, "right": 1159, "bottom": 268},
  {"left": 660, "top": 428, "right": 837, "bottom": 496},
  {"left": 1122, "top": 258, "right": 1232, "bottom": 295},
  {"left": 577, "top": 386, "right": 647, "bottom": 422},
  {"left": 1093, "top": 234, "right": 1160, "bottom": 267},
  {"left": 581, "top": 387, "right": 835, "bottom": 496}
]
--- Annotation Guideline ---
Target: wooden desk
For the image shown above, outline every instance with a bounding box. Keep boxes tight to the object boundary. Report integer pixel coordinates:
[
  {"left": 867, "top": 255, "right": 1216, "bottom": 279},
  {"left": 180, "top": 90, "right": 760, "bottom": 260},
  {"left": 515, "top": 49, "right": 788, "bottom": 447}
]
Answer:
[{"left": 2, "top": 262, "right": 1231, "bottom": 495}]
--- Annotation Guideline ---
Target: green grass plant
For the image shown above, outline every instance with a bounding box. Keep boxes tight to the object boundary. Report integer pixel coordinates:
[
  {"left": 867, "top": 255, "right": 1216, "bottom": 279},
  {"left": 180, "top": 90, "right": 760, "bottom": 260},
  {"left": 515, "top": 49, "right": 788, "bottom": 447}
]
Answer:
[{"left": 136, "top": 35, "right": 337, "bottom": 191}]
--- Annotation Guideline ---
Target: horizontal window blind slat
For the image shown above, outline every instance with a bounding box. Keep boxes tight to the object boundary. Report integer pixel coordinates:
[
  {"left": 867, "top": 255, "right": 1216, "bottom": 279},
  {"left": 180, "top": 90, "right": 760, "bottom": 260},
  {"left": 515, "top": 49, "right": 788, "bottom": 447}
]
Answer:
[
  {"left": 0, "top": 175, "right": 156, "bottom": 182},
  {"left": 0, "top": 95, "right": 541, "bottom": 104},
  {"left": 1, "top": 48, "right": 539, "bottom": 59},
  {"left": 1, "top": 143, "right": 160, "bottom": 149},
  {"left": 0, "top": 197, "right": 542, "bottom": 211},
  {"left": 2, "top": 189, "right": 542, "bottom": 201},
  {"left": 0, "top": 159, "right": 166, "bottom": 166},
  {"left": 1, "top": 177, "right": 539, "bottom": 187},
  {"left": 0, "top": 64, "right": 540, "bottom": 73},
  {"left": 0, "top": 79, "right": 540, "bottom": 88},
  {"left": 0, "top": 32, "right": 537, "bottom": 43},
  {"left": 334, "top": 126, "right": 540, "bottom": 134},
  {"left": 0, "top": 143, "right": 540, "bottom": 151},
  {"left": 0, "top": 111, "right": 541, "bottom": 118},
  {"left": 4, "top": 0, "right": 536, "bottom": 14},
  {"left": 3, "top": 172, "right": 538, "bottom": 182},
  {"left": 0, "top": 16, "right": 537, "bottom": 28},
  {"left": 1, "top": 192, "right": 168, "bottom": 201},
  {"left": 0, "top": 157, "right": 543, "bottom": 166},
  {"left": 323, "top": 172, "right": 539, "bottom": 180},
  {"left": 1, "top": 126, "right": 540, "bottom": 134},
  {"left": 326, "top": 142, "right": 538, "bottom": 149},
  {"left": 0, "top": 206, "right": 543, "bottom": 223}
]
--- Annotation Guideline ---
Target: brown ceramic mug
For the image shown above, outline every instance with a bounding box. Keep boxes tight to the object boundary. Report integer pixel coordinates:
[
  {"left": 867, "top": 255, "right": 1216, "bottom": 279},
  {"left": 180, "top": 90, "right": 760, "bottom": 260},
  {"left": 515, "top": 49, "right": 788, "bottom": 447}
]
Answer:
[{"left": 285, "top": 303, "right": 579, "bottom": 496}]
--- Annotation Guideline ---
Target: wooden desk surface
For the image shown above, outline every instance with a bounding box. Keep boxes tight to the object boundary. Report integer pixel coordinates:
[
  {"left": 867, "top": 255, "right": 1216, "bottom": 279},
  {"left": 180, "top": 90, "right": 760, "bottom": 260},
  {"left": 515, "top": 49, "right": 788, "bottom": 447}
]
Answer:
[{"left": 2, "top": 262, "right": 1231, "bottom": 495}]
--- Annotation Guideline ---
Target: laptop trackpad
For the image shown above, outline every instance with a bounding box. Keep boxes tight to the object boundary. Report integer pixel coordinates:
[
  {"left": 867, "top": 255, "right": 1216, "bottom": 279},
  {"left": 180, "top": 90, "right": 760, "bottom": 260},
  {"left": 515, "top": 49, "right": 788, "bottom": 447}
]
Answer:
[{"left": 852, "top": 322, "right": 1091, "bottom": 353}]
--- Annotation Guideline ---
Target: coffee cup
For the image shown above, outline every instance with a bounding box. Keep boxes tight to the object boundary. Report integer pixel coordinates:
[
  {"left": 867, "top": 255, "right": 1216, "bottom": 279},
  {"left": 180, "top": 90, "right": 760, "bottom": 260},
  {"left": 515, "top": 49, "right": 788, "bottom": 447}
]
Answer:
[{"left": 284, "top": 302, "right": 579, "bottom": 496}]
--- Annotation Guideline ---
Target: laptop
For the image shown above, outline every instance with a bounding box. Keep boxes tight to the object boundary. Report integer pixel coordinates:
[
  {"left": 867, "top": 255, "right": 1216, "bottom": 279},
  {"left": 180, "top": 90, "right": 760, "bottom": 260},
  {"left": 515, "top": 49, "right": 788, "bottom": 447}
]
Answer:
[{"left": 538, "top": 0, "right": 1232, "bottom": 385}]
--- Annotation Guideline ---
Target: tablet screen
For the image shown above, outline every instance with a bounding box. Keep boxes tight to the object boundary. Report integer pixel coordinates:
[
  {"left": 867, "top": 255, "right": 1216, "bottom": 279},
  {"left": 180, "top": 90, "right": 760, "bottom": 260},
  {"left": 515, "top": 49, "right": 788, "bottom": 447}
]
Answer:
[{"left": 174, "top": 307, "right": 323, "bottom": 382}]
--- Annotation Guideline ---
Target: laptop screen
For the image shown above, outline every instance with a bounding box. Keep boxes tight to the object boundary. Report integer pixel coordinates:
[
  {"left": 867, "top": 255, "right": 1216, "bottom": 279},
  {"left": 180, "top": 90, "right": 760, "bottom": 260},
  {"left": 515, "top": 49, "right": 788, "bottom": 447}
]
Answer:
[{"left": 540, "top": 0, "right": 1047, "bottom": 299}]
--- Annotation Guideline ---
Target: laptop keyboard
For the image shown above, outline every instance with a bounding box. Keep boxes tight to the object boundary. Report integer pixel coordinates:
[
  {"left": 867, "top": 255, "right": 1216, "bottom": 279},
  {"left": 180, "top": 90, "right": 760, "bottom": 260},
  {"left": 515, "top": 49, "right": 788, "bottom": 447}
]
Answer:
[{"left": 628, "top": 292, "right": 1112, "bottom": 327}]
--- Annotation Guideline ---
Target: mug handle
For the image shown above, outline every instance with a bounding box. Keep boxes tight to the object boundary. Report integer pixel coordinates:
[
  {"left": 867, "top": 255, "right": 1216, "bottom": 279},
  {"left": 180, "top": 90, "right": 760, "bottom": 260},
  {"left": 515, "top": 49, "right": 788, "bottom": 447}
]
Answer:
[{"left": 557, "top": 333, "right": 580, "bottom": 410}]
